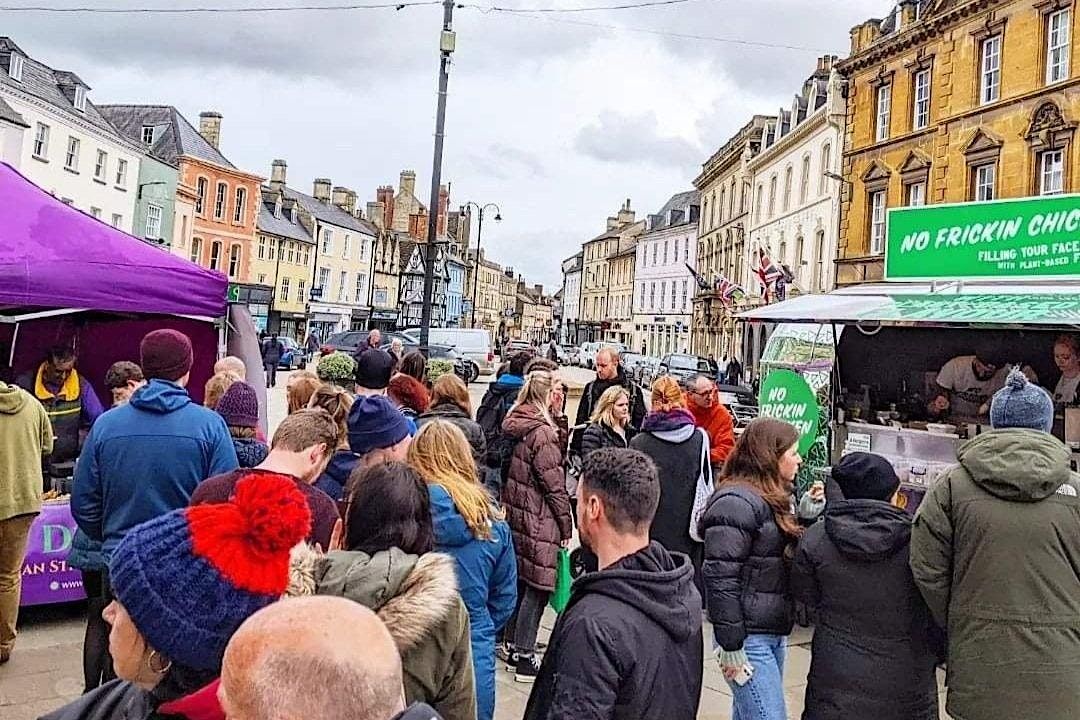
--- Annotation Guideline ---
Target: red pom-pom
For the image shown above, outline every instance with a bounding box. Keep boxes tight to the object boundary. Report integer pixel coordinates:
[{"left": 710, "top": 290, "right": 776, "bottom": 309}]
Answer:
[{"left": 188, "top": 474, "right": 312, "bottom": 595}]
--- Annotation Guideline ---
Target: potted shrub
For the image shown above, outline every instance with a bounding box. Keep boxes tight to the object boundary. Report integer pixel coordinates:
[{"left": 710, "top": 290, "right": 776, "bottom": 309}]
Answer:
[{"left": 317, "top": 352, "right": 356, "bottom": 392}]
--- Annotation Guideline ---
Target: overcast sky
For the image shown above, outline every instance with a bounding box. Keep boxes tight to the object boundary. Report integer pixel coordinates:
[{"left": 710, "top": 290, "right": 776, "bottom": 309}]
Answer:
[{"left": 8, "top": 0, "right": 885, "bottom": 289}]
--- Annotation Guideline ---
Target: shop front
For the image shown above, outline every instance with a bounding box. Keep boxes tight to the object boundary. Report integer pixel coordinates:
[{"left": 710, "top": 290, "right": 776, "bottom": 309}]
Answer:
[
  {"left": 743, "top": 195, "right": 1080, "bottom": 511},
  {"left": 369, "top": 308, "right": 400, "bottom": 332},
  {"left": 272, "top": 311, "right": 308, "bottom": 342},
  {"left": 350, "top": 308, "right": 370, "bottom": 332},
  {"left": 307, "top": 303, "right": 351, "bottom": 344}
]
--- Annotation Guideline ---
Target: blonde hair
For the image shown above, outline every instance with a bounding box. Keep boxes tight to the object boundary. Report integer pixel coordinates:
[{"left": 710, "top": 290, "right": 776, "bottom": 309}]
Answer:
[
  {"left": 650, "top": 375, "right": 686, "bottom": 413},
  {"left": 512, "top": 370, "right": 556, "bottom": 428},
  {"left": 307, "top": 384, "right": 354, "bottom": 450},
  {"left": 431, "top": 373, "right": 472, "bottom": 416},
  {"left": 287, "top": 371, "right": 321, "bottom": 414},
  {"left": 590, "top": 385, "right": 630, "bottom": 428},
  {"left": 204, "top": 371, "right": 240, "bottom": 410},
  {"left": 214, "top": 356, "right": 247, "bottom": 379},
  {"left": 408, "top": 420, "right": 502, "bottom": 540}
]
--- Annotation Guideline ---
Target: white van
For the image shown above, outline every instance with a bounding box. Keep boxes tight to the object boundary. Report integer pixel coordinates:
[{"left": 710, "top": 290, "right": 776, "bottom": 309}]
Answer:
[{"left": 402, "top": 328, "right": 495, "bottom": 376}]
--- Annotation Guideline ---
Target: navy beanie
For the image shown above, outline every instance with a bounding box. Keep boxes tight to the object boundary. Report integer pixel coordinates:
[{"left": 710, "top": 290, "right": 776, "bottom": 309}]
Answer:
[
  {"left": 108, "top": 474, "right": 311, "bottom": 671},
  {"left": 832, "top": 452, "right": 900, "bottom": 502},
  {"left": 348, "top": 394, "right": 411, "bottom": 455},
  {"left": 990, "top": 368, "right": 1054, "bottom": 432},
  {"left": 355, "top": 349, "right": 396, "bottom": 390}
]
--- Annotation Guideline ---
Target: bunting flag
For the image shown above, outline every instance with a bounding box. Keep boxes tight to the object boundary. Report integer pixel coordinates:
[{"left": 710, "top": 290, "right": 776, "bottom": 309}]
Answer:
[{"left": 685, "top": 263, "right": 710, "bottom": 291}]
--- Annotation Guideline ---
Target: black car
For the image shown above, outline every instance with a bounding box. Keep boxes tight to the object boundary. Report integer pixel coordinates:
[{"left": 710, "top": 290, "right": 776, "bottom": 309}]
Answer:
[
  {"left": 657, "top": 353, "right": 714, "bottom": 383},
  {"left": 380, "top": 333, "right": 478, "bottom": 384},
  {"left": 716, "top": 383, "right": 759, "bottom": 428}
]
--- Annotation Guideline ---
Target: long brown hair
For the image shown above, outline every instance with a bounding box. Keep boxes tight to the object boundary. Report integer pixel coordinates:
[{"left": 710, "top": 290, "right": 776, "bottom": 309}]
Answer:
[
  {"left": 307, "top": 384, "right": 354, "bottom": 450},
  {"left": 286, "top": 371, "right": 321, "bottom": 414},
  {"left": 719, "top": 417, "right": 802, "bottom": 538},
  {"left": 431, "top": 373, "right": 471, "bottom": 416}
]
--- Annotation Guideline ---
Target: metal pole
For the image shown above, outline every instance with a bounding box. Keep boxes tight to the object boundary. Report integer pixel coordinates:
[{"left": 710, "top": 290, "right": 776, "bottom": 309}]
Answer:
[
  {"left": 419, "top": 0, "right": 456, "bottom": 354},
  {"left": 471, "top": 208, "right": 484, "bottom": 328}
]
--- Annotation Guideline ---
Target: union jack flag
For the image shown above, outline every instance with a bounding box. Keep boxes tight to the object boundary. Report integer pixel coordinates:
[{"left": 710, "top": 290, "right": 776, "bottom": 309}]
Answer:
[{"left": 753, "top": 248, "right": 783, "bottom": 300}]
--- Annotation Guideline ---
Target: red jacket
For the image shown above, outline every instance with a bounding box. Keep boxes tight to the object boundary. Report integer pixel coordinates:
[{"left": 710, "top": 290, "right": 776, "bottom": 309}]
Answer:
[{"left": 688, "top": 396, "right": 735, "bottom": 467}]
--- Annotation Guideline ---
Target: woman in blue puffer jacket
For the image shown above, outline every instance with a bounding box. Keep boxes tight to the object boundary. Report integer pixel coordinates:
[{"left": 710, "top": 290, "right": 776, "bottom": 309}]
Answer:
[{"left": 409, "top": 420, "right": 517, "bottom": 720}]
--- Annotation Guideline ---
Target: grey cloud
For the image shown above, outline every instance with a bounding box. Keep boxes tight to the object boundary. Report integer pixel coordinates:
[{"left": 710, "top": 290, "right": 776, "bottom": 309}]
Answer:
[{"left": 575, "top": 110, "right": 700, "bottom": 170}]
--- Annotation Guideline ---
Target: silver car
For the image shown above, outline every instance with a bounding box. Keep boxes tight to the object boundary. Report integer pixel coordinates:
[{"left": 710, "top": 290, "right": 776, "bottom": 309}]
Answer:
[{"left": 403, "top": 328, "right": 496, "bottom": 377}]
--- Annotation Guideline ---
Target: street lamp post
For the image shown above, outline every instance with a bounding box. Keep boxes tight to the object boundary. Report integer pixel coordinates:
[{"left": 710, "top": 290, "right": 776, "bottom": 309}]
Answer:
[
  {"left": 463, "top": 201, "right": 501, "bottom": 330},
  {"left": 418, "top": 0, "right": 456, "bottom": 354}
]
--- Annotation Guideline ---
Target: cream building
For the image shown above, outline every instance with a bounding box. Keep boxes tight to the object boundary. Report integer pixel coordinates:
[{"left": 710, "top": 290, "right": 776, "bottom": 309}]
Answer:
[{"left": 579, "top": 200, "right": 643, "bottom": 343}]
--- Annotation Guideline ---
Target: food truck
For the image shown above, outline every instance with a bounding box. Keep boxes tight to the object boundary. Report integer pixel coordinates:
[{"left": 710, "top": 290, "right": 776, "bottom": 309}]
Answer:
[{"left": 742, "top": 195, "right": 1080, "bottom": 511}]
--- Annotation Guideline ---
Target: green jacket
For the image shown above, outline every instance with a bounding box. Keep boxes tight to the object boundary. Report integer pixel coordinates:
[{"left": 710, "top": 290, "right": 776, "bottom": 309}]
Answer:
[
  {"left": 910, "top": 429, "right": 1080, "bottom": 720},
  {"left": 0, "top": 382, "right": 53, "bottom": 522},
  {"left": 289, "top": 545, "right": 476, "bottom": 720}
]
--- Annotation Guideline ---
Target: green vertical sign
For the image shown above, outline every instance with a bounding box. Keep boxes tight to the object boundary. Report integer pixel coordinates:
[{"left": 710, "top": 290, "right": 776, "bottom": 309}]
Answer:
[
  {"left": 758, "top": 369, "right": 820, "bottom": 457},
  {"left": 227, "top": 284, "right": 241, "bottom": 303},
  {"left": 885, "top": 195, "right": 1080, "bottom": 281}
]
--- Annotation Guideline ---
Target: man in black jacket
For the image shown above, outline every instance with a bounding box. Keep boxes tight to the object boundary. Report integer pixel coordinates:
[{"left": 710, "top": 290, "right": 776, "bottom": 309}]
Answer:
[
  {"left": 523, "top": 448, "right": 703, "bottom": 720},
  {"left": 574, "top": 348, "right": 644, "bottom": 443},
  {"left": 475, "top": 352, "right": 531, "bottom": 493}
]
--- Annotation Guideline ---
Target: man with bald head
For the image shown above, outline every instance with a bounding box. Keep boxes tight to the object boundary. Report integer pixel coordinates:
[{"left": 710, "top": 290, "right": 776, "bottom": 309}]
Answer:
[
  {"left": 575, "top": 346, "right": 645, "bottom": 434},
  {"left": 219, "top": 596, "right": 444, "bottom": 720}
]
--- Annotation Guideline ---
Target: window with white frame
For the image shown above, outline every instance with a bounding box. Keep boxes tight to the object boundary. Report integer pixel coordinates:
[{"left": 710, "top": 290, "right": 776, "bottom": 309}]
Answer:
[
  {"left": 298, "top": 279, "right": 306, "bottom": 300},
  {"left": 815, "top": 230, "right": 826, "bottom": 291},
  {"left": 906, "top": 181, "right": 926, "bottom": 206},
  {"left": 913, "top": 69, "right": 931, "bottom": 130},
  {"left": 800, "top": 156, "right": 811, "bottom": 204},
  {"left": 660, "top": 282, "right": 667, "bottom": 310},
  {"left": 783, "top": 166, "right": 793, "bottom": 212},
  {"left": 195, "top": 178, "right": 208, "bottom": 215},
  {"left": 190, "top": 237, "right": 202, "bottom": 264},
  {"left": 343, "top": 234, "right": 351, "bottom": 259},
  {"left": 233, "top": 187, "right": 247, "bottom": 224},
  {"left": 755, "top": 184, "right": 764, "bottom": 222},
  {"left": 980, "top": 35, "right": 1001, "bottom": 104},
  {"left": 1040, "top": 150, "right": 1064, "bottom": 195},
  {"left": 228, "top": 245, "right": 241, "bottom": 278},
  {"left": 74, "top": 86, "right": 86, "bottom": 112},
  {"left": 269, "top": 238, "right": 277, "bottom": 262},
  {"left": 768, "top": 175, "right": 777, "bottom": 217},
  {"left": 65, "top": 136, "right": 80, "bottom": 171},
  {"left": 649, "top": 282, "right": 656, "bottom": 310},
  {"left": 302, "top": 246, "right": 311, "bottom": 266},
  {"left": 639, "top": 282, "right": 646, "bottom": 310},
  {"left": 321, "top": 229, "right": 332, "bottom": 254},
  {"left": 355, "top": 273, "right": 367, "bottom": 304},
  {"left": 973, "top": 163, "right": 996, "bottom": 201},
  {"left": 1047, "top": 9, "right": 1071, "bottom": 84},
  {"left": 663, "top": 241, "right": 669, "bottom": 264},
  {"left": 209, "top": 241, "right": 222, "bottom": 270},
  {"left": 115, "top": 159, "right": 127, "bottom": 188},
  {"left": 214, "top": 182, "right": 227, "bottom": 219},
  {"left": 869, "top": 190, "right": 887, "bottom": 254},
  {"left": 145, "top": 204, "right": 163, "bottom": 239},
  {"left": 141, "top": 126, "right": 155, "bottom": 145},
  {"left": 280, "top": 276, "right": 290, "bottom": 303},
  {"left": 287, "top": 242, "right": 295, "bottom": 264},
  {"left": 318, "top": 267, "right": 330, "bottom": 293},
  {"left": 258, "top": 236, "right": 266, "bottom": 260},
  {"left": 876, "top": 85, "right": 892, "bottom": 141},
  {"left": 33, "top": 123, "right": 49, "bottom": 158},
  {"left": 94, "top": 150, "right": 107, "bottom": 181},
  {"left": 111, "top": 213, "right": 122, "bottom": 228},
  {"left": 9, "top": 53, "right": 24, "bottom": 82},
  {"left": 681, "top": 280, "right": 688, "bottom": 311},
  {"left": 90, "top": 207, "right": 101, "bottom": 219},
  {"left": 338, "top": 271, "right": 348, "bottom": 302},
  {"left": 819, "top": 144, "right": 832, "bottom": 195}
]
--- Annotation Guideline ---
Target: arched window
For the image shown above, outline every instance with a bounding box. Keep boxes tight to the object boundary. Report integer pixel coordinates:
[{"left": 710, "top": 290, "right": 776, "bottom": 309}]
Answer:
[
  {"left": 718, "top": 188, "right": 726, "bottom": 226},
  {"left": 800, "top": 155, "right": 811, "bottom": 204},
  {"left": 190, "top": 236, "right": 202, "bottom": 264},
  {"left": 195, "top": 178, "right": 208, "bottom": 216},
  {"left": 214, "top": 182, "right": 228, "bottom": 219},
  {"left": 233, "top": 187, "right": 247, "bottom": 224},
  {"left": 816, "top": 230, "right": 827, "bottom": 291},
  {"left": 768, "top": 175, "right": 778, "bottom": 217},
  {"left": 209, "top": 240, "right": 222, "bottom": 271},
  {"left": 228, "top": 244, "right": 242, "bottom": 278},
  {"left": 783, "top": 166, "right": 793, "bottom": 212},
  {"left": 819, "top": 143, "right": 832, "bottom": 195}
]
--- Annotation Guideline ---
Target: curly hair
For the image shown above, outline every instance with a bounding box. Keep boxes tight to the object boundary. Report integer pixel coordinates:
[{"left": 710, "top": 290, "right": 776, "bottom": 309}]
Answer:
[
  {"left": 286, "top": 371, "right": 321, "bottom": 415},
  {"left": 388, "top": 373, "right": 431, "bottom": 415}
]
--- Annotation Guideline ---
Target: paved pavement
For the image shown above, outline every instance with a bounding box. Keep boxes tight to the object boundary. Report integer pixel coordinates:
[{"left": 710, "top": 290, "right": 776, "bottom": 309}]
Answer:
[{"left": 1, "top": 365, "right": 949, "bottom": 720}]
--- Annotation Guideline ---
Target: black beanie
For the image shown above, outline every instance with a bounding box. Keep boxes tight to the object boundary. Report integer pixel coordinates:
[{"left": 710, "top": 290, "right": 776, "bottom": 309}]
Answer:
[{"left": 832, "top": 452, "right": 900, "bottom": 502}]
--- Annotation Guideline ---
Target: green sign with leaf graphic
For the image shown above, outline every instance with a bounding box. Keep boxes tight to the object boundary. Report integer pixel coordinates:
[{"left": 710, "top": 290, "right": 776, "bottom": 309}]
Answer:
[{"left": 757, "top": 370, "right": 820, "bottom": 457}]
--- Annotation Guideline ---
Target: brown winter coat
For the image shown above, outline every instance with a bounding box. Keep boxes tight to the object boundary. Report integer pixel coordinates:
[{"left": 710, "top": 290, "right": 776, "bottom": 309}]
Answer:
[
  {"left": 289, "top": 545, "right": 477, "bottom": 720},
  {"left": 501, "top": 404, "right": 572, "bottom": 591}
]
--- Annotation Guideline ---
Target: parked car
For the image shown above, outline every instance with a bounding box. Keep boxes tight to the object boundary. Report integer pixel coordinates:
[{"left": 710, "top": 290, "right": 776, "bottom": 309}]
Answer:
[
  {"left": 657, "top": 353, "right": 713, "bottom": 384},
  {"left": 402, "top": 328, "right": 495, "bottom": 377},
  {"left": 321, "top": 330, "right": 368, "bottom": 355},
  {"left": 621, "top": 352, "right": 649, "bottom": 383},
  {"left": 559, "top": 344, "right": 578, "bottom": 366},
  {"left": 277, "top": 337, "right": 308, "bottom": 370},
  {"left": 717, "top": 383, "right": 759, "bottom": 429},
  {"left": 381, "top": 333, "right": 477, "bottom": 384},
  {"left": 504, "top": 339, "right": 536, "bottom": 358}
]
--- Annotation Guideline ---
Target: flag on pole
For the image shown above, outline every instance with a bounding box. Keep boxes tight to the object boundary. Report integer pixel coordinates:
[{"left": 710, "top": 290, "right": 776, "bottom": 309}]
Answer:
[
  {"left": 685, "top": 263, "right": 710, "bottom": 291},
  {"left": 753, "top": 247, "right": 783, "bottom": 300}
]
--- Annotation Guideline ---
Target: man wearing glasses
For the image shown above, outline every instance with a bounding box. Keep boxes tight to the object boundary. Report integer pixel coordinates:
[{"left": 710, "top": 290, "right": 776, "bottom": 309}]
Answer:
[{"left": 685, "top": 374, "right": 735, "bottom": 469}]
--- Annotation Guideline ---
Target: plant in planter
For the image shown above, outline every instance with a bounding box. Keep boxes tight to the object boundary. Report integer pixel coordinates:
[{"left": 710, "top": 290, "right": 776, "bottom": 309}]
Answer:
[
  {"left": 317, "top": 352, "right": 356, "bottom": 390},
  {"left": 426, "top": 358, "right": 455, "bottom": 383}
]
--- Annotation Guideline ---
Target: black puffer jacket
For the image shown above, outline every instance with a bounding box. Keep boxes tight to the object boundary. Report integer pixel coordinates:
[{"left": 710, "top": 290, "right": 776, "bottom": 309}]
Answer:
[
  {"left": 418, "top": 403, "right": 487, "bottom": 468},
  {"left": 700, "top": 484, "right": 794, "bottom": 651},
  {"left": 580, "top": 421, "right": 631, "bottom": 456},
  {"left": 523, "top": 542, "right": 703, "bottom": 720},
  {"left": 792, "top": 499, "right": 941, "bottom": 720}
]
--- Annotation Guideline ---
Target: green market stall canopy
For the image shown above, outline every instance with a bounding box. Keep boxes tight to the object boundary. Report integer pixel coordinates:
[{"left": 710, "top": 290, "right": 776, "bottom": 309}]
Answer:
[{"left": 738, "top": 282, "right": 1080, "bottom": 329}]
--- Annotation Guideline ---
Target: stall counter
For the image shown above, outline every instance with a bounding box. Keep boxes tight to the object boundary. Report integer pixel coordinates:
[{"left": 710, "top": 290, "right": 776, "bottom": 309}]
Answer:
[{"left": 19, "top": 498, "right": 87, "bottom": 606}]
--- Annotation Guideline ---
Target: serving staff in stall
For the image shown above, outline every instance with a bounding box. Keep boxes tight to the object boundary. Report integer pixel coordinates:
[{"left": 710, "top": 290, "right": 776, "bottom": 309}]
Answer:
[
  {"left": 1052, "top": 334, "right": 1080, "bottom": 405},
  {"left": 927, "top": 348, "right": 1035, "bottom": 420}
]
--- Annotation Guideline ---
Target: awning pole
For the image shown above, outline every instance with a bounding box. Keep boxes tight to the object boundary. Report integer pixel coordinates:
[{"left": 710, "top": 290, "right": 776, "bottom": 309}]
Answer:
[{"left": 8, "top": 321, "right": 19, "bottom": 369}]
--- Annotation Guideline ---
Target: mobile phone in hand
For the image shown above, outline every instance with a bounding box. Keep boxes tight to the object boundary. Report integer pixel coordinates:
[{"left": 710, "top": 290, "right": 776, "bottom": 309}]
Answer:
[{"left": 732, "top": 663, "right": 754, "bottom": 687}]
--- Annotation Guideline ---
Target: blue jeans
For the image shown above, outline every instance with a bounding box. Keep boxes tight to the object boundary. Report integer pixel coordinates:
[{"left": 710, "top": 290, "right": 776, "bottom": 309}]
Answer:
[{"left": 725, "top": 634, "right": 788, "bottom": 720}]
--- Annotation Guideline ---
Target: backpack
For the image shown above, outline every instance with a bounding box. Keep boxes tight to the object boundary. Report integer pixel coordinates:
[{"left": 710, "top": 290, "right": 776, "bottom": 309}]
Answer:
[{"left": 476, "top": 386, "right": 519, "bottom": 485}]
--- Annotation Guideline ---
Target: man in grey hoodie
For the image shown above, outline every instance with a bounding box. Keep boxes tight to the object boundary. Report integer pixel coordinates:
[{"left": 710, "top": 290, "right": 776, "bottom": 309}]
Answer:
[{"left": 911, "top": 369, "right": 1080, "bottom": 720}]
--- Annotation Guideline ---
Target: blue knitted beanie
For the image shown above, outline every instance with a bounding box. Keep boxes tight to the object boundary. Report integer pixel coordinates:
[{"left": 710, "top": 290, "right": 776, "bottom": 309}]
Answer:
[
  {"left": 347, "top": 394, "right": 411, "bottom": 455},
  {"left": 108, "top": 474, "right": 311, "bottom": 671},
  {"left": 990, "top": 368, "right": 1054, "bottom": 433}
]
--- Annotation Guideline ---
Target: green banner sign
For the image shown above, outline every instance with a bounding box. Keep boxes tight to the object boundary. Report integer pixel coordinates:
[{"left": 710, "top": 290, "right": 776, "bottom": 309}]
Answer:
[
  {"left": 885, "top": 195, "right": 1080, "bottom": 281},
  {"left": 757, "top": 369, "right": 820, "bottom": 457}
]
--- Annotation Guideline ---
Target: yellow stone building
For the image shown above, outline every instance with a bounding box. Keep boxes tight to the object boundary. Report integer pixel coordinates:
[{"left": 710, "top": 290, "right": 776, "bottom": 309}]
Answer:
[
  {"left": 579, "top": 201, "right": 643, "bottom": 343},
  {"left": 607, "top": 244, "right": 638, "bottom": 348},
  {"left": 836, "top": 0, "right": 1080, "bottom": 284}
]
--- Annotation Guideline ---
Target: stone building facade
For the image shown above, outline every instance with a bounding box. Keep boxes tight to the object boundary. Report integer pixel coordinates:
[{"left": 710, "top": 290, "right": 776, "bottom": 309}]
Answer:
[
  {"left": 579, "top": 201, "right": 644, "bottom": 343},
  {"left": 836, "top": 0, "right": 1080, "bottom": 284},
  {"left": 560, "top": 252, "right": 583, "bottom": 344},
  {"left": 692, "top": 116, "right": 772, "bottom": 360}
]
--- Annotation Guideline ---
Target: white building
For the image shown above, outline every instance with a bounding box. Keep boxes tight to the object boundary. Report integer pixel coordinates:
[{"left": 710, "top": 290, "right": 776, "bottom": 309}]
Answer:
[
  {"left": 633, "top": 191, "right": 699, "bottom": 357},
  {"left": 0, "top": 38, "right": 141, "bottom": 232},
  {"left": 747, "top": 56, "right": 845, "bottom": 302},
  {"left": 560, "top": 252, "right": 583, "bottom": 345}
]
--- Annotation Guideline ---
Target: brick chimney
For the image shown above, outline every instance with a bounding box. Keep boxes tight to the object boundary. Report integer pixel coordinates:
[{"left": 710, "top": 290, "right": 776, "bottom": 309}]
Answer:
[
  {"left": 616, "top": 198, "right": 635, "bottom": 225},
  {"left": 332, "top": 186, "right": 356, "bottom": 215},
  {"left": 376, "top": 185, "right": 395, "bottom": 229},
  {"left": 437, "top": 185, "right": 450, "bottom": 237},
  {"left": 399, "top": 170, "right": 417, "bottom": 198},
  {"left": 270, "top": 159, "right": 287, "bottom": 193},
  {"left": 198, "top": 111, "right": 222, "bottom": 149},
  {"left": 899, "top": 0, "right": 918, "bottom": 28},
  {"left": 850, "top": 19, "right": 883, "bottom": 54},
  {"left": 313, "top": 178, "right": 332, "bottom": 204},
  {"left": 366, "top": 201, "right": 385, "bottom": 231}
]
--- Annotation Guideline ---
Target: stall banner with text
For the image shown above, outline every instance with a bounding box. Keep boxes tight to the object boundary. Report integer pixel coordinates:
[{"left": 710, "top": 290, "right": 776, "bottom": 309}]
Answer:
[
  {"left": 758, "top": 370, "right": 820, "bottom": 457},
  {"left": 885, "top": 195, "right": 1080, "bottom": 281},
  {"left": 20, "top": 502, "right": 86, "bottom": 607}
]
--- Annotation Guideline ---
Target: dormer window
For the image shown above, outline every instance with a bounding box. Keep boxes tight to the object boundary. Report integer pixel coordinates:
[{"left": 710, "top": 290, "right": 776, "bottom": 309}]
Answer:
[
  {"left": 9, "top": 53, "right": 23, "bottom": 82},
  {"left": 74, "top": 85, "right": 86, "bottom": 112},
  {"left": 141, "top": 126, "right": 155, "bottom": 145}
]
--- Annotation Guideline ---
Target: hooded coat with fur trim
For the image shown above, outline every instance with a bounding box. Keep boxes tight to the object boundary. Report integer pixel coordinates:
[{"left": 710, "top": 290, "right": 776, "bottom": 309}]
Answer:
[{"left": 289, "top": 545, "right": 476, "bottom": 720}]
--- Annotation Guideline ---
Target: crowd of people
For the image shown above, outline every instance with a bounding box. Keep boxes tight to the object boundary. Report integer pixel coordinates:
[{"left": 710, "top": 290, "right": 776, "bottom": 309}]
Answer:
[{"left": 1, "top": 333, "right": 1078, "bottom": 720}]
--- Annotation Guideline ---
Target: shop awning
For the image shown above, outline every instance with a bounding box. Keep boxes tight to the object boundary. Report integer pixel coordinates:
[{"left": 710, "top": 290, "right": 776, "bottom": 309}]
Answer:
[{"left": 738, "top": 282, "right": 1080, "bottom": 328}]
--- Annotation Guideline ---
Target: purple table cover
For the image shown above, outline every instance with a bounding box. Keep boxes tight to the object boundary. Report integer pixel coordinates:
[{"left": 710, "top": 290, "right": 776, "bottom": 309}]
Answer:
[{"left": 19, "top": 501, "right": 87, "bottom": 607}]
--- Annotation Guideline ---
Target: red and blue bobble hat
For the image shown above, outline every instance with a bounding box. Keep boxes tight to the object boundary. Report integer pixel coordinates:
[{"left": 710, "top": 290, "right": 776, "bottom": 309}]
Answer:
[{"left": 108, "top": 474, "right": 312, "bottom": 672}]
